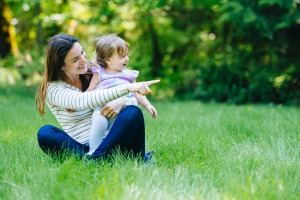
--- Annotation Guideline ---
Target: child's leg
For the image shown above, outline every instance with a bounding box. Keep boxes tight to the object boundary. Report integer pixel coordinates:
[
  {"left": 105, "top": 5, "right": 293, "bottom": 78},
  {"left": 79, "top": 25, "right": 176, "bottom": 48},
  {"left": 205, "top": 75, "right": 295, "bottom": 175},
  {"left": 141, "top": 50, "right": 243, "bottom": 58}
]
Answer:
[{"left": 88, "top": 110, "right": 109, "bottom": 155}]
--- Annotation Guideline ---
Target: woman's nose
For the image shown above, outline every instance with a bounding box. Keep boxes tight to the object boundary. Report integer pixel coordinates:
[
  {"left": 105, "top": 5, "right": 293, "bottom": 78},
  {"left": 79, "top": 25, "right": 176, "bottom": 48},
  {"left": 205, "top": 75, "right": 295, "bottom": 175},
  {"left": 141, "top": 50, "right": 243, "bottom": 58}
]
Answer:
[{"left": 79, "top": 54, "right": 87, "bottom": 64}]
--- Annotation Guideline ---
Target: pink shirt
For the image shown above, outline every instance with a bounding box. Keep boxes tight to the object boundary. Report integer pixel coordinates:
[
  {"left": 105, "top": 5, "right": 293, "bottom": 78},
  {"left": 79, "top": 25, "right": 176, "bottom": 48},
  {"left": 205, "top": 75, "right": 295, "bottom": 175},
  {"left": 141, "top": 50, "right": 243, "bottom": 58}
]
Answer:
[{"left": 91, "top": 67, "right": 139, "bottom": 90}]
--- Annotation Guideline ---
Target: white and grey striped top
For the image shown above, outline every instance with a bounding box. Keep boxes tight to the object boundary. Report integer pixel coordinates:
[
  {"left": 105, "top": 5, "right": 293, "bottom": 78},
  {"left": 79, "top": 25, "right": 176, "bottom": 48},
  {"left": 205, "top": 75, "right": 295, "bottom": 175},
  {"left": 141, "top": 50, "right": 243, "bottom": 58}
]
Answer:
[{"left": 46, "top": 81, "right": 129, "bottom": 145}]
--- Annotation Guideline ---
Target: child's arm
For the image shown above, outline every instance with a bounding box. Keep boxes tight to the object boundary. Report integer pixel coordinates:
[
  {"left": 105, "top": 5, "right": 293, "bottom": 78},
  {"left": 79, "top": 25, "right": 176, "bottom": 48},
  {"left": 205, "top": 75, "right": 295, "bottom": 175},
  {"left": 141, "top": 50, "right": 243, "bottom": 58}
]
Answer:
[
  {"left": 131, "top": 79, "right": 157, "bottom": 118},
  {"left": 85, "top": 72, "right": 99, "bottom": 92},
  {"left": 134, "top": 91, "right": 158, "bottom": 118}
]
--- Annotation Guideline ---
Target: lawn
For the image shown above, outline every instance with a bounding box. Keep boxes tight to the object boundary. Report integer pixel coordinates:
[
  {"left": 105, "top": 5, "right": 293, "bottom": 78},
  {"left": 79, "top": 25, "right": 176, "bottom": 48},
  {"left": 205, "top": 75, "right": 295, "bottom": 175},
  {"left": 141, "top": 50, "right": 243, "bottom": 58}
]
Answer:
[{"left": 0, "top": 85, "right": 299, "bottom": 200}]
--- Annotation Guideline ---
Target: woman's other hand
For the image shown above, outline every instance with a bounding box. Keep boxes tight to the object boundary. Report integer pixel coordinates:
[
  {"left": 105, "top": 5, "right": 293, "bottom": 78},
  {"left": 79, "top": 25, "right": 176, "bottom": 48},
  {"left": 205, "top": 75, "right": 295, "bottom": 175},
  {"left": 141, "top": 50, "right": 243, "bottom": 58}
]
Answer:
[{"left": 100, "top": 98, "right": 125, "bottom": 118}]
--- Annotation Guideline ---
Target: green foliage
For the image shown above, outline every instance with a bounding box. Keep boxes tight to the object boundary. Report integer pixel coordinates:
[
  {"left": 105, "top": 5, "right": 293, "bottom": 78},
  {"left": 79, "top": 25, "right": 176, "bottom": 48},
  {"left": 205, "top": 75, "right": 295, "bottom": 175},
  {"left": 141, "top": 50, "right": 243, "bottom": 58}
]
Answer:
[
  {"left": 3, "top": 0, "right": 300, "bottom": 104},
  {"left": 200, "top": 0, "right": 300, "bottom": 104}
]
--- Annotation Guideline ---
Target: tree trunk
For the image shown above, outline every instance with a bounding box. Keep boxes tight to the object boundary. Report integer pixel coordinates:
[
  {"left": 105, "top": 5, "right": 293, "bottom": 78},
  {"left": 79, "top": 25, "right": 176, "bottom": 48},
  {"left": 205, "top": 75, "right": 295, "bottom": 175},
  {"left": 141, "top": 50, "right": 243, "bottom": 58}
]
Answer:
[
  {"left": 35, "top": 0, "right": 43, "bottom": 55},
  {"left": 0, "top": 0, "right": 11, "bottom": 57},
  {"left": 0, "top": 0, "right": 18, "bottom": 58},
  {"left": 148, "top": 20, "right": 162, "bottom": 78}
]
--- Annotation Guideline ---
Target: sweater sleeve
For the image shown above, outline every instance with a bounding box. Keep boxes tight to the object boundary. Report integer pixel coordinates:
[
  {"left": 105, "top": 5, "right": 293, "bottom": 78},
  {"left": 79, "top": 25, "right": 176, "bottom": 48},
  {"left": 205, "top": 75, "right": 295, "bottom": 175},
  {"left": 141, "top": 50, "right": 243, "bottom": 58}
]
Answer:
[{"left": 46, "top": 82, "right": 128, "bottom": 110}]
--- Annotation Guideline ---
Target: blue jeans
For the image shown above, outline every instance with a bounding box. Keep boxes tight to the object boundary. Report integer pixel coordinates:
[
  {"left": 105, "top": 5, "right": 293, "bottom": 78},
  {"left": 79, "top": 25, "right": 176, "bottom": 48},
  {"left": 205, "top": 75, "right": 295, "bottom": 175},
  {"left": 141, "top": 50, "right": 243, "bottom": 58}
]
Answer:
[{"left": 37, "top": 106, "right": 145, "bottom": 159}]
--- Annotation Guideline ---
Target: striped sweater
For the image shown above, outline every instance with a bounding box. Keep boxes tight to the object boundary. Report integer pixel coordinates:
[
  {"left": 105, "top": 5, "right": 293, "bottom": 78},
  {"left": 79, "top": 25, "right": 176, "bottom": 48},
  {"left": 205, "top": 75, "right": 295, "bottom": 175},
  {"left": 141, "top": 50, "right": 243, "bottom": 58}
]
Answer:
[{"left": 46, "top": 81, "right": 130, "bottom": 144}]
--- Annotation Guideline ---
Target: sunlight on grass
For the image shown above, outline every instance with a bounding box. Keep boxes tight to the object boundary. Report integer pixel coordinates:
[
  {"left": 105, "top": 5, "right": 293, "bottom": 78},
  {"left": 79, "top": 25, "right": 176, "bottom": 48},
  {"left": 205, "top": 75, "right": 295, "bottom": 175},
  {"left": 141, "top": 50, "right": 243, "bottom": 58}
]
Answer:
[{"left": 0, "top": 85, "right": 299, "bottom": 200}]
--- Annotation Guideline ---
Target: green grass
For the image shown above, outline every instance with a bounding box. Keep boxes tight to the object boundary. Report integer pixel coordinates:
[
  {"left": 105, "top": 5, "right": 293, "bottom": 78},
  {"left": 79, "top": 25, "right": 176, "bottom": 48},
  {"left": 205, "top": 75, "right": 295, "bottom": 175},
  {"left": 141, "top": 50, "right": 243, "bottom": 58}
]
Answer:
[{"left": 0, "top": 85, "right": 299, "bottom": 200}]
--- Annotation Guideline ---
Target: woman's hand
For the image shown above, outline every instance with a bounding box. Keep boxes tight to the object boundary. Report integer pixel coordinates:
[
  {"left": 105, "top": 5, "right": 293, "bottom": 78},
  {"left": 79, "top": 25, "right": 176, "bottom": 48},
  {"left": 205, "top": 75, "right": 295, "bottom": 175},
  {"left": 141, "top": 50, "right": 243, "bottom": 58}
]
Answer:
[
  {"left": 100, "top": 98, "right": 125, "bottom": 118},
  {"left": 126, "top": 80, "right": 160, "bottom": 95},
  {"left": 101, "top": 80, "right": 160, "bottom": 118}
]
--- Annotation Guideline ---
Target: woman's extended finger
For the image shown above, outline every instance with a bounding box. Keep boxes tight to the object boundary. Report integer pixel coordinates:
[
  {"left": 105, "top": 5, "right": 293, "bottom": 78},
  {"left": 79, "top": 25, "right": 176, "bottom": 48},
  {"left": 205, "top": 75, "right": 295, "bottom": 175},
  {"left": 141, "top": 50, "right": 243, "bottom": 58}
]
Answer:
[
  {"left": 143, "top": 83, "right": 152, "bottom": 95},
  {"left": 145, "top": 80, "right": 160, "bottom": 86}
]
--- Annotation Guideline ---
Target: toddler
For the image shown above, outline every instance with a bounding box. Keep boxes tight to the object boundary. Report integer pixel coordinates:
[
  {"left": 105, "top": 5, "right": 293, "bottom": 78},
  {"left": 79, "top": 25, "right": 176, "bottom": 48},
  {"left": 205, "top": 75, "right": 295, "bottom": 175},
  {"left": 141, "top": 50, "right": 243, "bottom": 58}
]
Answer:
[{"left": 86, "top": 34, "right": 157, "bottom": 155}]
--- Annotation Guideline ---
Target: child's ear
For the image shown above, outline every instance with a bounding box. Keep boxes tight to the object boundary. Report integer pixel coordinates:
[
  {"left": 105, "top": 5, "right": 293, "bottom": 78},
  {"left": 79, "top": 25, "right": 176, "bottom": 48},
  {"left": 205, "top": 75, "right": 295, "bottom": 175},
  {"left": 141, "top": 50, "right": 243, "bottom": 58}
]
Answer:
[{"left": 106, "top": 59, "right": 111, "bottom": 65}]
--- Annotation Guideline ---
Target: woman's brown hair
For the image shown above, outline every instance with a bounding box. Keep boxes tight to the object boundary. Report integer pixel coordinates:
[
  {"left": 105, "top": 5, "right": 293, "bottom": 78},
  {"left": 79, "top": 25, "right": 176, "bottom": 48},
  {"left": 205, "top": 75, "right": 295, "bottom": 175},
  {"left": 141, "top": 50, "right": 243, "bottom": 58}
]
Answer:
[{"left": 35, "top": 34, "right": 91, "bottom": 116}]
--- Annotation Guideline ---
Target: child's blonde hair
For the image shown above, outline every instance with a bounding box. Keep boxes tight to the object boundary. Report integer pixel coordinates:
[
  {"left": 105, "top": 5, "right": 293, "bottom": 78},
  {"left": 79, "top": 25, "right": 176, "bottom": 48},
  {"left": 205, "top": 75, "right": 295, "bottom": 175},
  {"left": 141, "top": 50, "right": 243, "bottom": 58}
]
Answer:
[{"left": 95, "top": 33, "right": 130, "bottom": 68}]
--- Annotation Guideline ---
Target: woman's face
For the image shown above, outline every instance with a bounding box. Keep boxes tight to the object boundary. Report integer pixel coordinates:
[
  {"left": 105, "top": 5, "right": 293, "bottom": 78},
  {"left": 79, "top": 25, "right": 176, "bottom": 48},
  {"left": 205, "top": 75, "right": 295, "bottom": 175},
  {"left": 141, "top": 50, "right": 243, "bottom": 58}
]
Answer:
[{"left": 62, "top": 42, "right": 88, "bottom": 78}]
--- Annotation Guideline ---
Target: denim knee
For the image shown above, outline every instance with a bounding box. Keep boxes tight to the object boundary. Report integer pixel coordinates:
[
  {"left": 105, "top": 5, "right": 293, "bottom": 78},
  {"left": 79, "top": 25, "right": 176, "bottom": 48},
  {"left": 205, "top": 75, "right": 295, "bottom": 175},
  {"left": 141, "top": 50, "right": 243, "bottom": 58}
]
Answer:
[
  {"left": 123, "top": 106, "right": 143, "bottom": 122},
  {"left": 37, "top": 124, "right": 54, "bottom": 139},
  {"left": 38, "top": 125, "right": 49, "bottom": 138}
]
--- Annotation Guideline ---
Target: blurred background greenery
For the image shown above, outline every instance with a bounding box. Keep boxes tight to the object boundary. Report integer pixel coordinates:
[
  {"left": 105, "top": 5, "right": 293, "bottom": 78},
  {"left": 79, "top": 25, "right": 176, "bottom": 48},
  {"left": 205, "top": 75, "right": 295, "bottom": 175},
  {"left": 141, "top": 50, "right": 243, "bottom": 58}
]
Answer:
[{"left": 1, "top": 0, "right": 300, "bottom": 105}]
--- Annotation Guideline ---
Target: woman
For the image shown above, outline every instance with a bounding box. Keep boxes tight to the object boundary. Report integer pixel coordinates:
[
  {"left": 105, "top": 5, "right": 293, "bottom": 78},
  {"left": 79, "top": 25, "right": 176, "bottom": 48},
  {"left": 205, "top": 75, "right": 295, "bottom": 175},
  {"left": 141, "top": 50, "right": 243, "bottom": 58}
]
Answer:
[{"left": 35, "top": 33, "right": 159, "bottom": 161}]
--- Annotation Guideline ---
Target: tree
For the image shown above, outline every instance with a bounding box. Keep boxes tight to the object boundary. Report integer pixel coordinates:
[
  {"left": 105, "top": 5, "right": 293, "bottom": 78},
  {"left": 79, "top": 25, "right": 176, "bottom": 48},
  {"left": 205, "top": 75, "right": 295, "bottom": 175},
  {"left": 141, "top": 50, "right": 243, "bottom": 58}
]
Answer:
[{"left": 0, "top": 0, "right": 18, "bottom": 58}]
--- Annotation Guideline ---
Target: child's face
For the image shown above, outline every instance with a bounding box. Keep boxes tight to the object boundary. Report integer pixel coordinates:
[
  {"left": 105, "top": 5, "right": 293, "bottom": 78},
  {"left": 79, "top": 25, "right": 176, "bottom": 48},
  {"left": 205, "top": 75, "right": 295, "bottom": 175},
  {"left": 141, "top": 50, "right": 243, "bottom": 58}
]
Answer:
[{"left": 106, "top": 52, "right": 129, "bottom": 72}]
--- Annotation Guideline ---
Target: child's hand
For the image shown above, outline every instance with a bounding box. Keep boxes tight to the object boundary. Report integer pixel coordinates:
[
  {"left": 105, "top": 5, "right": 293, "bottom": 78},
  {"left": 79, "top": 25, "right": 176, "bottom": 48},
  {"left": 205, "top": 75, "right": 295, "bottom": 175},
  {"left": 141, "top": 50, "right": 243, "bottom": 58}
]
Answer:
[{"left": 145, "top": 104, "right": 157, "bottom": 118}]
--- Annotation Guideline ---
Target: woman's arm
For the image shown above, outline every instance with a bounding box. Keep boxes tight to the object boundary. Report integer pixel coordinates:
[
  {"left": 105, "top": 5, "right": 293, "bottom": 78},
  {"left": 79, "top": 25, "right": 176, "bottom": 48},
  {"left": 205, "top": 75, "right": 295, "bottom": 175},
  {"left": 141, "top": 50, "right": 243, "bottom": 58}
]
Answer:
[
  {"left": 46, "top": 82, "right": 128, "bottom": 110},
  {"left": 46, "top": 80, "right": 160, "bottom": 110}
]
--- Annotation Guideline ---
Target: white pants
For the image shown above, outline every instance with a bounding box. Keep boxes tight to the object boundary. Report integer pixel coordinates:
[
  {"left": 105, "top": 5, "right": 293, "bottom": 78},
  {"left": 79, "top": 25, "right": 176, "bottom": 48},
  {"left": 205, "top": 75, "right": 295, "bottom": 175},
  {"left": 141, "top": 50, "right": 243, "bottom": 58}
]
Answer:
[{"left": 87, "top": 110, "right": 116, "bottom": 155}]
